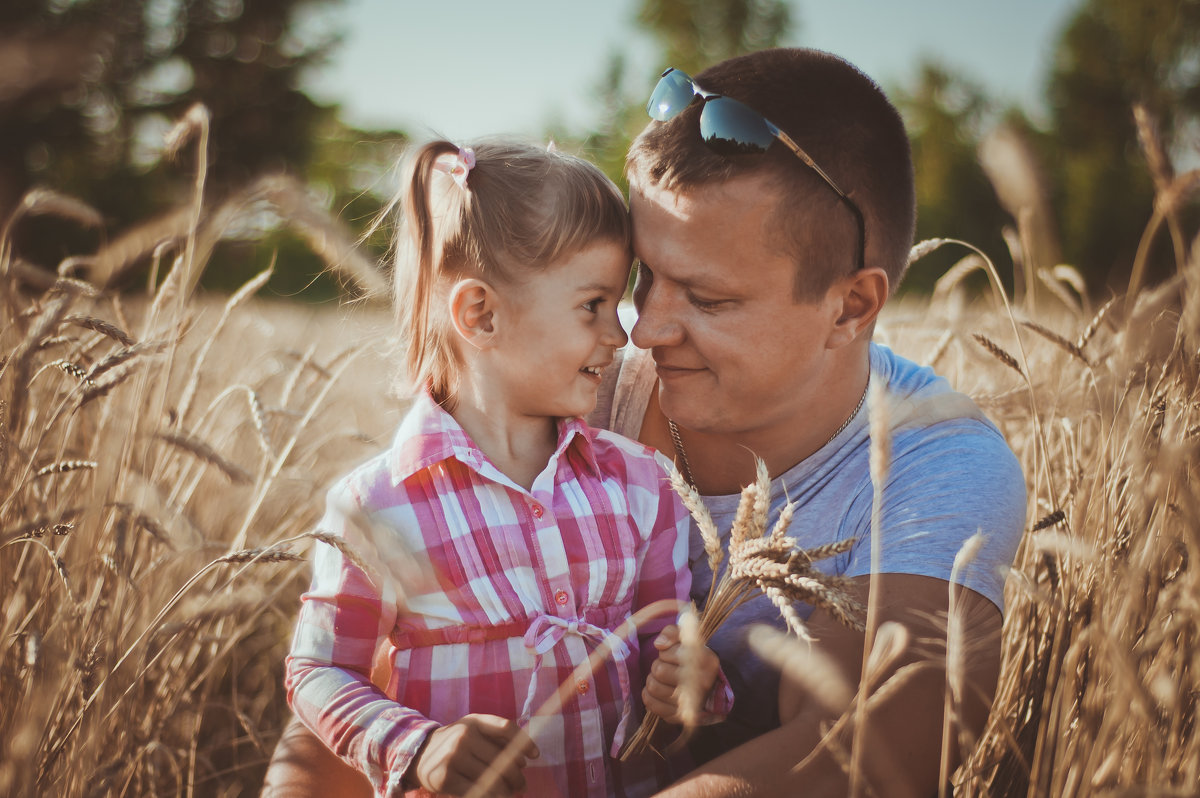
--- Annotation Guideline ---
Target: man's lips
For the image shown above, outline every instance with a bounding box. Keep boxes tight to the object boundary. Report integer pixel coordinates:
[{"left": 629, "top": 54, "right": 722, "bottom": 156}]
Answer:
[{"left": 654, "top": 362, "right": 706, "bottom": 377}]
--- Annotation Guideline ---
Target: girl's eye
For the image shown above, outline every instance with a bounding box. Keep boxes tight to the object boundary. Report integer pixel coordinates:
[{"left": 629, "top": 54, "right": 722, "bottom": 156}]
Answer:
[{"left": 582, "top": 298, "right": 602, "bottom": 313}]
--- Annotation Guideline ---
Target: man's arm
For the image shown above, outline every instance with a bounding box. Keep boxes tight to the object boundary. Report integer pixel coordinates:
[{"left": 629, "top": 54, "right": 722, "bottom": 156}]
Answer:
[
  {"left": 654, "top": 573, "right": 1003, "bottom": 797},
  {"left": 261, "top": 713, "right": 374, "bottom": 798},
  {"left": 261, "top": 631, "right": 392, "bottom": 797}
]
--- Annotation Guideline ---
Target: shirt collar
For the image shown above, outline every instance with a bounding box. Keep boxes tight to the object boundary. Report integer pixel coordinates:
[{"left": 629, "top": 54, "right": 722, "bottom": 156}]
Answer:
[{"left": 389, "top": 392, "right": 602, "bottom": 485}]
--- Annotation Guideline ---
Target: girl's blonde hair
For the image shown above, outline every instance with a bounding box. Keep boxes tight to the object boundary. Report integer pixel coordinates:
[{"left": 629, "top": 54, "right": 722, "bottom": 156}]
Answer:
[{"left": 391, "top": 138, "right": 630, "bottom": 407}]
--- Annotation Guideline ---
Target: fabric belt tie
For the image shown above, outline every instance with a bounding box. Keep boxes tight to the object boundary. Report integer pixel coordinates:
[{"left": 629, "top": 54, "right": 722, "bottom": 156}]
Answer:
[{"left": 520, "top": 613, "right": 634, "bottom": 757}]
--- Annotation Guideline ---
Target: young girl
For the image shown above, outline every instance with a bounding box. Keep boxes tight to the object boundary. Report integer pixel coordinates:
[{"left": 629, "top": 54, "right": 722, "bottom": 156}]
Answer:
[{"left": 286, "top": 140, "right": 719, "bottom": 797}]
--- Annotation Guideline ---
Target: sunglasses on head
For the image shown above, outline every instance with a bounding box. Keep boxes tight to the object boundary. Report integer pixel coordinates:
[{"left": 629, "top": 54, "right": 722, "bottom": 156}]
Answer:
[{"left": 647, "top": 67, "right": 866, "bottom": 271}]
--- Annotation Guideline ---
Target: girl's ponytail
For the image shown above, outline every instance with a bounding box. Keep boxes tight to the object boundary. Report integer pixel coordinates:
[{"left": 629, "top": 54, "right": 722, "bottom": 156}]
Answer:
[{"left": 395, "top": 140, "right": 465, "bottom": 405}]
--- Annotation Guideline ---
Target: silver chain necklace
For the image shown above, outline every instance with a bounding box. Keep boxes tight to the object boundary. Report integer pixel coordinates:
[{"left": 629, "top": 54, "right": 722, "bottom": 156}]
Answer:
[{"left": 667, "top": 375, "right": 870, "bottom": 489}]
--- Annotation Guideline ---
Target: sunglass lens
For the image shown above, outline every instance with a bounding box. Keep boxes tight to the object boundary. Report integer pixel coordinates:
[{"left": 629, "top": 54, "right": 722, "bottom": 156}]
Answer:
[
  {"left": 699, "top": 96, "right": 776, "bottom": 155},
  {"left": 647, "top": 69, "right": 697, "bottom": 121}
]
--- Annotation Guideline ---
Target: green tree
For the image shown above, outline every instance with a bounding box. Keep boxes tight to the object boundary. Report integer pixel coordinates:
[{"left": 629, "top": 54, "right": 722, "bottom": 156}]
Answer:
[
  {"left": 896, "top": 63, "right": 1014, "bottom": 294},
  {"left": 0, "top": 0, "right": 347, "bottom": 289},
  {"left": 1046, "top": 0, "right": 1200, "bottom": 290},
  {"left": 637, "top": 0, "right": 792, "bottom": 76},
  {"left": 573, "top": 0, "right": 792, "bottom": 189}
]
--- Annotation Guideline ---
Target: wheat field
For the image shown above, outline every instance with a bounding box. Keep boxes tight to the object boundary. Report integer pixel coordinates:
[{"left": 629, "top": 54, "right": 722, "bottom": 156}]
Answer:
[{"left": 2, "top": 112, "right": 1198, "bottom": 796}]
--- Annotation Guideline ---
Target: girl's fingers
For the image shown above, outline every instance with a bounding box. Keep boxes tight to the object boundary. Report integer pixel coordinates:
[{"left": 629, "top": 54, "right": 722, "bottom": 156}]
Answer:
[
  {"left": 446, "top": 748, "right": 515, "bottom": 796},
  {"left": 654, "top": 624, "right": 680, "bottom": 650},
  {"left": 470, "top": 714, "right": 541, "bottom": 760},
  {"left": 642, "top": 685, "right": 681, "bottom": 722},
  {"left": 458, "top": 716, "right": 536, "bottom": 794},
  {"left": 650, "top": 656, "right": 681, "bottom": 687}
]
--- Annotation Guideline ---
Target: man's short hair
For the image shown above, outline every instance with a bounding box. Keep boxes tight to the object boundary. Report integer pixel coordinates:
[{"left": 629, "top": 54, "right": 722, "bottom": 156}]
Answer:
[{"left": 627, "top": 48, "right": 916, "bottom": 299}]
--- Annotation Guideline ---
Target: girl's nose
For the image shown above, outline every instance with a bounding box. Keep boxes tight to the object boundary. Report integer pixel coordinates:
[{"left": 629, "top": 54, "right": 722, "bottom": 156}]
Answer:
[{"left": 603, "top": 311, "right": 629, "bottom": 349}]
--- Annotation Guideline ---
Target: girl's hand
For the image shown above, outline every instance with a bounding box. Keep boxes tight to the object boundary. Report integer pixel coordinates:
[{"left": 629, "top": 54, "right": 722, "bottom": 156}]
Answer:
[
  {"left": 642, "top": 624, "right": 723, "bottom": 725},
  {"left": 411, "top": 714, "right": 539, "bottom": 797}
]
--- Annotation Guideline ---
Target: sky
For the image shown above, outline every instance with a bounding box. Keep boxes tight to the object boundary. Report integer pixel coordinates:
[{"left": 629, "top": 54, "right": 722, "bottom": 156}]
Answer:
[{"left": 300, "top": 0, "right": 1084, "bottom": 142}]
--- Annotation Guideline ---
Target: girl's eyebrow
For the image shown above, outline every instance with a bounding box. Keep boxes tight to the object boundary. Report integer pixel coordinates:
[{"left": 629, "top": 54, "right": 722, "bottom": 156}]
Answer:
[{"left": 576, "top": 281, "right": 623, "bottom": 294}]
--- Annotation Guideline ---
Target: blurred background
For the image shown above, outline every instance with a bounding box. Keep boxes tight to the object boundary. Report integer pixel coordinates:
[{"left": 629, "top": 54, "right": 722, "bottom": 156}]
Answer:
[{"left": 2, "top": 0, "right": 1198, "bottom": 300}]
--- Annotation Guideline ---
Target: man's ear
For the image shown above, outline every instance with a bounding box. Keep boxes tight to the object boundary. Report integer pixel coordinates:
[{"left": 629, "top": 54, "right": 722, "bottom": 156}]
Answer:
[
  {"left": 827, "top": 267, "right": 889, "bottom": 349},
  {"left": 448, "top": 278, "right": 498, "bottom": 348}
]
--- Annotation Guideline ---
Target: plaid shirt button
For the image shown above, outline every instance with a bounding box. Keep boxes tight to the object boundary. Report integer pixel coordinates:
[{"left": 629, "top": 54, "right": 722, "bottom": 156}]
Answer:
[
  {"left": 531, "top": 503, "right": 544, "bottom": 518},
  {"left": 554, "top": 589, "right": 569, "bottom": 606},
  {"left": 576, "top": 680, "right": 589, "bottom": 695}
]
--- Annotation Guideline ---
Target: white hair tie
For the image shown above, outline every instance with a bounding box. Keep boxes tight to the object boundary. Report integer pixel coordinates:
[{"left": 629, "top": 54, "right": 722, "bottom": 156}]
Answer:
[{"left": 432, "top": 146, "right": 476, "bottom": 189}]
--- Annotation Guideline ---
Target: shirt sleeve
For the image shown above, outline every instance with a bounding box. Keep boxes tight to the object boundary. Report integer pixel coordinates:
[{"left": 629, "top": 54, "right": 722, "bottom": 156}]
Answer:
[
  {"left": 285, "top": 478, "right": 440, "bottom": 796},
  {"left": 842, "top": 422, "right": 1027, "bottom": 612}
]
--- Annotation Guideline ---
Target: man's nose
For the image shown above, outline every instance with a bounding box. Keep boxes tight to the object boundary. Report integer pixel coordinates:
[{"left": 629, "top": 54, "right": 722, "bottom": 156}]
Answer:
[{"left": 630, "top": 283, "right": 682, "bottom": 349}]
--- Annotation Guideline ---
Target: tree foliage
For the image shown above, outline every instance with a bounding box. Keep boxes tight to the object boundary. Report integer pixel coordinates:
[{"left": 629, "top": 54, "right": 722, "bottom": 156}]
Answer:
[
  {"left": 897, "top": 63, "right": 1014, "bottom": 294},
  {"left": 1046, "top": 0, "right": 1200, "bottom": 289},
  {"left": 0, "top": 0, "right": 347, "bottom": 290},
  {"left": 637, "top": 0, "right": 792, "bottom": 76},
  {"left": 575, "top": 0, "right": 792, "bottom": 192}
]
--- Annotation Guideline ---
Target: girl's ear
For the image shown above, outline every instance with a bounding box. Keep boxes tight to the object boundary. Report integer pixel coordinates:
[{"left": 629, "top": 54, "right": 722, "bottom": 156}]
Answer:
[
  {"left": 826, "top": 266, "right": 888, "bottom": 349},
  {"left": 448, "top": 278, "right": 498, "bottom": 348}
]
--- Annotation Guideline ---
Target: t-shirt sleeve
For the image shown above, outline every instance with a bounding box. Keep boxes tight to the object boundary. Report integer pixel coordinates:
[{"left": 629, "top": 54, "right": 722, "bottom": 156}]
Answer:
[{"left": 841, "top": 422, "right": 1027, "bottom": 611}]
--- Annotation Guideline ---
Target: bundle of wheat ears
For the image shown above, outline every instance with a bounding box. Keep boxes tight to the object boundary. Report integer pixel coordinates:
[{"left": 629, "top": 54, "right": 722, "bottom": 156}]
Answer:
[{"left": 619, "top": 459, "right": 866, "bottom": 760}]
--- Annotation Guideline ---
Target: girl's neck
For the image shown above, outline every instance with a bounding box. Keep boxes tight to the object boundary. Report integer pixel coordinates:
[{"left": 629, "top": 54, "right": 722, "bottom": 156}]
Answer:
[{"left": 450, "top": 388, "right": 558, "bottom": 492}]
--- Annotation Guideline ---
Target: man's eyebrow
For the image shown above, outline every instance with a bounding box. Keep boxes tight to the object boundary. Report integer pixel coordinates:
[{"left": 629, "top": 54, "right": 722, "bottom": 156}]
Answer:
[{"left": 635, "top": 258, "right": 742, "bottom": 294}]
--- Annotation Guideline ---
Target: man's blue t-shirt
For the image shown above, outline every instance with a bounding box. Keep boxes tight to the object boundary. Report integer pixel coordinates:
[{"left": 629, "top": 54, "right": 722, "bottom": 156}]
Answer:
[{"left": 591, "top": 342, "right": 1026, "bottom": 756}]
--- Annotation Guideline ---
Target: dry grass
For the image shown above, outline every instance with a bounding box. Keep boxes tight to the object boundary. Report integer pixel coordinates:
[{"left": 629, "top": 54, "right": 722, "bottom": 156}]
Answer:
[
  {"left": 0, "top": 281, "right": 397, "bottom": 796},
  {"left": 1, "top": 103, "right": 1198, "bottom": 797},
  {"left": 878, "top": 222, "right": 1200, "bottom": 793},
  {"left": 0, "top": 115, "right": 397, "bottom": 796}
]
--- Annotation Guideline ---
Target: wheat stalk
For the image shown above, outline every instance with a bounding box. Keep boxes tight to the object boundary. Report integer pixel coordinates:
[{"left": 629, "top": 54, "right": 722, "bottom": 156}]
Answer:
[
  {"left": 620, "top": 459, "right": 864, "bottom": 760},
  {"left": 34, "top": 460, "right": 97, "bottom": 478},
  {"left": 972, "top": 333, "right": 1024, "bottom": 376},
  {"left": 156, "top": 430, "right": 251, "bottom": 485},
  {"left": 1020, "top": 320, "right": 1090, "bottom": 366},
  {"left": 64, "top": 315, "right": 136, "bottom": 348}
]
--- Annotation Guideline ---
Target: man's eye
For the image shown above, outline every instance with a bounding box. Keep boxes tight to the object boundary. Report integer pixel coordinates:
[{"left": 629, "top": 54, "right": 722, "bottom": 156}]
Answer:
[
  {"left": 688, "top": 293, "right": 725, "bottom": 311},
  {"left": 632, "top": 262, "right": 653, "bottom": 308}
]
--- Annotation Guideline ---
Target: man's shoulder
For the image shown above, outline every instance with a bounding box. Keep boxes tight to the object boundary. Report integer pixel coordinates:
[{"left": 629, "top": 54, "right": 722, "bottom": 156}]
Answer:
[
  {"left": 872, "top": 342, "right": 1010, "bottom": 448},
  {"left": 868, "top": 342, "right": 1025, "bottom": 501}
]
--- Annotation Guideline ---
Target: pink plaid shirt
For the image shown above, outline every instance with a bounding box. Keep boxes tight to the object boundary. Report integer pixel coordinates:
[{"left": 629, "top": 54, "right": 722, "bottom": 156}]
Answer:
[{"left": 286, "top": 394, "right": 714, "bottom": 797}]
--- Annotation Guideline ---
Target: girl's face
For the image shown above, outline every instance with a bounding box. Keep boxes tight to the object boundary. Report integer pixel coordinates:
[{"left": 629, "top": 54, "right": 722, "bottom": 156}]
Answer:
[{"left": 492, "top": 241, "right": 630, "bottom": 419}]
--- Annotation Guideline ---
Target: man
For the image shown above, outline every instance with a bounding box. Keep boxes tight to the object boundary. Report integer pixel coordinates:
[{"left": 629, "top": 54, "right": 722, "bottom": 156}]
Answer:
[{"left": 263, "top": 47, "right": 1025, "bottom": 796}]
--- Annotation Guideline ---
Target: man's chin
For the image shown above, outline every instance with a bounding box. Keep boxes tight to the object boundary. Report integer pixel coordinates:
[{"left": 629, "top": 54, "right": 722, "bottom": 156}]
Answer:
[{"left": 658, "top": 390, "right": 717, "bottom": 432}]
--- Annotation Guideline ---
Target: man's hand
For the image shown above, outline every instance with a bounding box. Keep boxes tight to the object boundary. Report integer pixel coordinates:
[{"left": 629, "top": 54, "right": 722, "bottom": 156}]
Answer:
[
  {"left": 642, "top": 624, "right": 723, "bottom": 726},
  {"left": 412, "top": 714, "right": 539, "bottom": 797},
  {"left": 653, "top": 574, "right": 1004, "bottom": 797}
]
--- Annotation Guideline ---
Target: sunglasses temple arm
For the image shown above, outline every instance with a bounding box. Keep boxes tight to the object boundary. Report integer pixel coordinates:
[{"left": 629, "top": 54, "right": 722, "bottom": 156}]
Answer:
[
  {"left": 773, "top": 129, "right": 847, "bottom": 199},
  {"left": 774, "top": 128, "right": 867, "bottom": 270}
]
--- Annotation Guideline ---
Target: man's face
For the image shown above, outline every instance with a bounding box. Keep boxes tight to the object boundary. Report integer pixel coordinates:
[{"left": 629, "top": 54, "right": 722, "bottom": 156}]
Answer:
[{"left": 629, "top": 173, "right": 844, "bottom": 439}]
